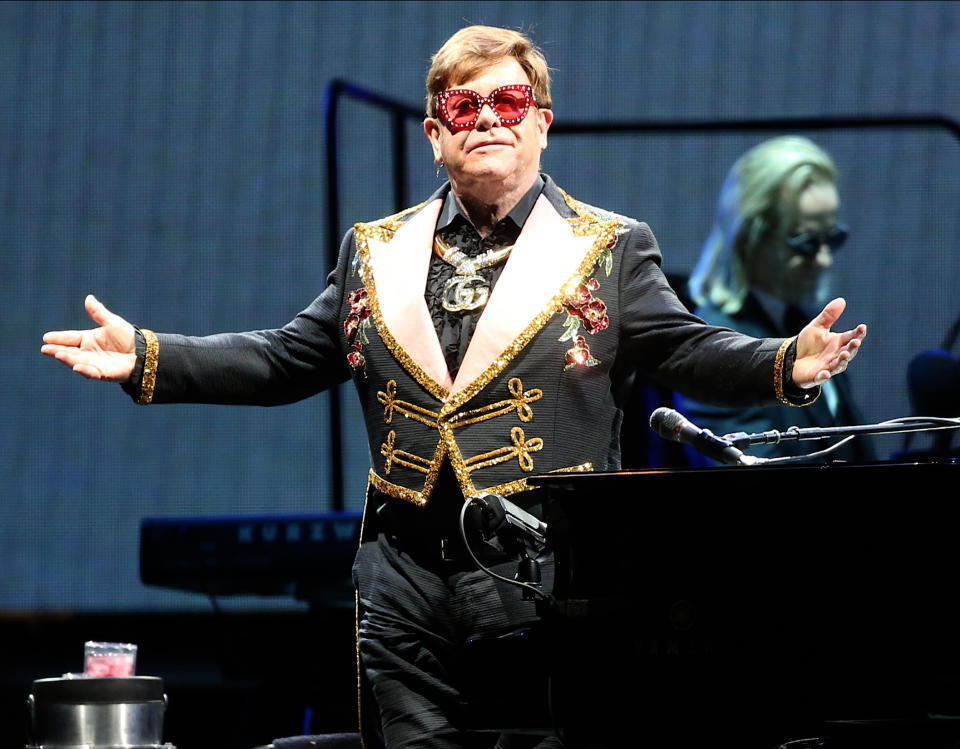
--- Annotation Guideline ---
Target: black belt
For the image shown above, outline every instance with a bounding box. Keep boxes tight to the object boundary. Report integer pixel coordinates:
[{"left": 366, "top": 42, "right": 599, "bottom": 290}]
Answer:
[{"left": 372, "top": 495, "right": 511, "bottom": 571}]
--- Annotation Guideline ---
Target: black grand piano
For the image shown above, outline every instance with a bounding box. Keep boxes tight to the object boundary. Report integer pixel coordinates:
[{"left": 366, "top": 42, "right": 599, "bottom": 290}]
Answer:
[{"left": 518, "top": 460, "right": 960, "bottom": 748}]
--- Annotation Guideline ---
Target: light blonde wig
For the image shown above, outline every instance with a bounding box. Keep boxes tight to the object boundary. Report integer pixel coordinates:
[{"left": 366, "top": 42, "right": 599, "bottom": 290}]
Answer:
[{"left": 425, "top": 25, "right": 552, "bottom": 118}]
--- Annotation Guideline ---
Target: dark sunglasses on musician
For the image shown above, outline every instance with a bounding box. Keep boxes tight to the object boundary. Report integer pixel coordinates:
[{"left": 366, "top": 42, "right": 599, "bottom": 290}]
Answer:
[
  {"left": 785, "top": 221, "right": 849, "bottom": 257},
  {"left": 437, "top": 83, "right": 537, "bottom": 132}
]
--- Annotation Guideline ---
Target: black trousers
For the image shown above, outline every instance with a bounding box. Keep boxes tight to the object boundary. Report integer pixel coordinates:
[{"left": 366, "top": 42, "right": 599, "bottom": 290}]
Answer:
[{"left": 353, "top": 529, "right": 561, "bottom": 749}]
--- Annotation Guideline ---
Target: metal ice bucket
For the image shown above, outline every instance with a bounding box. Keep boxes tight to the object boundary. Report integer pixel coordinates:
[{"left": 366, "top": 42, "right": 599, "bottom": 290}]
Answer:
[{"left": 27, "top": 675, "right": 172, "bottom": 748}]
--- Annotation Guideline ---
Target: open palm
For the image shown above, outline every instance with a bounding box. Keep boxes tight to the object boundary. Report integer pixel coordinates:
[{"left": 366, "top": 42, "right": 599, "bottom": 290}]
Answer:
[
  {"left": 41, "top": 295, "right": 137, "bottom": 382},
  {"left": 793, "top": 297, "right": 867, "bottom": 388}
]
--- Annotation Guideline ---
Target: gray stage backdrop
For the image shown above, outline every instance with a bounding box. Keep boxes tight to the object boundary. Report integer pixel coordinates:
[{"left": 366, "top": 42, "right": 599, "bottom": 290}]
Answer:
[{"left": 3, "top": 1, "right": 959, "bottom": 611}]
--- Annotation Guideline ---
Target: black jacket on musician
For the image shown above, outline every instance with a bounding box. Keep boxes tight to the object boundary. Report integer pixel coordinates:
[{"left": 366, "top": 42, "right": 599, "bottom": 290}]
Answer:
[{"left": 129, "top": 175, "right": 801, "bottom": 500}]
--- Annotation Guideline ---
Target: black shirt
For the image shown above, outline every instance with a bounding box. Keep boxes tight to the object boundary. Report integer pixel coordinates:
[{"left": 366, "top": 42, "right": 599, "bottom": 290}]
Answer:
[{"left": 425, "top": 176, "right": 545, "bottom": 379}]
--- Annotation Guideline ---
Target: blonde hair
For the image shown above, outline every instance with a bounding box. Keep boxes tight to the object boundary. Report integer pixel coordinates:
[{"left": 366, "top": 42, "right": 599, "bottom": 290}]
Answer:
[
  {"left": 689, "top": 136, "right": 839, "bottom": 314},
  {"left": 425, "top": 25, "right": 552, "bottom": 118}
]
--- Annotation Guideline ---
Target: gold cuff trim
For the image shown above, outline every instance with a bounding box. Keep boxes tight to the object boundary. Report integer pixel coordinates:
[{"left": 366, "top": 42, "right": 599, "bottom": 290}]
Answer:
[
  {"left": 773, "top": 337, "right": 793, "bottom": 405},
  {"left": 793, "top": 386, "right": 821, "bottom": 407},
  {"left": 775, "top": 336, "right": 821, "bottom": 407},
  {"left": 138, "top": 329, "right": 159, "bottom": 405}
]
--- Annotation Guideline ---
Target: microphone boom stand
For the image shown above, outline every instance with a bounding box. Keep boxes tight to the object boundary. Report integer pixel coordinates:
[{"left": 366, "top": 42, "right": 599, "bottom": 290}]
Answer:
[{"left": 723, "top": 417, "right": 960, "bottom": 451}]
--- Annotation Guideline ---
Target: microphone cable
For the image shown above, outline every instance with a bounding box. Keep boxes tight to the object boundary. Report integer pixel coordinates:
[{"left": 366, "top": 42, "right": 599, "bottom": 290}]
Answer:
[
  {"left": 745, "top": 415, "right": 960, "bottom": 465},
  {"left": 457, "top": 496, "right": 551, "bottom": 601},
  {"left": 744, "top": 434, "right": 856, "bottom": 465}
]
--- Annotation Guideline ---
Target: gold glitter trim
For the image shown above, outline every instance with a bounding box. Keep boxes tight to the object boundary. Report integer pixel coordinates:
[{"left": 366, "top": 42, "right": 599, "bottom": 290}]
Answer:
[
  {"left": 480, "top": 476, "right": 533, "bottom": 498},
  {"left": 439, "top": 422, "right": 477, "bottom": 498},
  {"left": 368, "top": 468, "right": 427, "bottom": 506},
  {"left": 773, "top": 337, "right": 792, "bottom": 404},
  {"left": 447, "top": 377, "right": 542, "bottom": 428},
  {"left": 472, "top": 461, "right": 595, "bottom": 499},
  {"left": 355, "top": 587, "right": 363, "bottom": 747},
  {"left": 371, "top": 377, "right": 545, "bottom": 503},
  {"left": 137, "top": 329, "right": 159, "bottom": 405},
  {"left": 380, "top": 430, "right": 433, "bottom": 475},
  {"left": 801, "top": 387, "right": 822, "bottom": 406},
  {"left": 437, "top": 417, "right": 592, "bottom": 502},
  {"left": 356, "top": 480, "right": 374, "bottom": 747},
  {"left": 368, "top": 461, "right": 594, "bottom": 506},
  {"left": 355, "top": 202, "right": 425, "bottom": 242},
  {"left": 550, "top": 462, "right": 594, "bottom": 474},
  {"left": 369, "top": 437, "right": 448, "bottom": 506},
  {"left": 353, "top": 204, "right": 451, "bottom": 402},
  {"left": 464, "top": 426, "right": 543, "bottom": 473},
  {"left": 438, "top": 195, "right": 621, "bottom": 418},
  {"left": 376, "top": 380, "right": 440, "bottom": 427},
  {"left": 774, "top": 336, "right": 821, "bottom": 407}
]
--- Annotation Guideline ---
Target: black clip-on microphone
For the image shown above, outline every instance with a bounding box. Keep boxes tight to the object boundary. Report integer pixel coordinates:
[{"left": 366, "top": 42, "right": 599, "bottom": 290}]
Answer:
[{"left": 472, "top": 493, "right": 546, "bottom": 599}]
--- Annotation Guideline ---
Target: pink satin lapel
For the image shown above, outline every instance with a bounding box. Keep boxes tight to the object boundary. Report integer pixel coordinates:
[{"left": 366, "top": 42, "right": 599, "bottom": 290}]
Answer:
[
  {"left": 452, "top": 195, "right": 597, "bottom": 394},
  {"left": 366, "top": 200, "right": 454, "bottom": 391}
]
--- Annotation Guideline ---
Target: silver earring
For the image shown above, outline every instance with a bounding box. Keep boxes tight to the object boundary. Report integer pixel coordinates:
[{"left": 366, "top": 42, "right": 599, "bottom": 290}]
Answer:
[{"left": 435, "top": 160, "right": 444, "bottom": 179}]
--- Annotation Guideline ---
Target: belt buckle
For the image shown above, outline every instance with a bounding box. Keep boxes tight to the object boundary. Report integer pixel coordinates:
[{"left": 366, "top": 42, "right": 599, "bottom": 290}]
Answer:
[{"left": 440, "top": 537, "right": 456, "bottom": 563}]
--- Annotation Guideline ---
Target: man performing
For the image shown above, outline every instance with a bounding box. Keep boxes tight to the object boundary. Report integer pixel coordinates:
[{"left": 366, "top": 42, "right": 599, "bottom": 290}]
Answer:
[{"left": 42, "top": 25, "right": 866, "bottom": 749}]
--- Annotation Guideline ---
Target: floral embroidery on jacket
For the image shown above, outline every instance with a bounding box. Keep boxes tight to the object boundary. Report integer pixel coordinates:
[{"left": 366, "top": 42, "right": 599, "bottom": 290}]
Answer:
[
  {"left": 345, "top": 287, "right": 371, "bottom": 375},
  {"left": 557, "top": 229, "right": 618, "bottom": 370},
  {"left": 560, "top": 278, "right": 609, "bottom": 342},
  {"left": 347, "top": 342, "right": 367, "bottom": 375},
  {"left": 564, "top": 335, "right": 599, "bottom": 370},
  {"left": 598, "top": 233, "right": 617, "bottom": 276}
]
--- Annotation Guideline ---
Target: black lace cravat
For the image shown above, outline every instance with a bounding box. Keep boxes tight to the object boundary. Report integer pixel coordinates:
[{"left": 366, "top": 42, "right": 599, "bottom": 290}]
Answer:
[{"left": 425, "top": 218, "right": 519, "bottom": 379}]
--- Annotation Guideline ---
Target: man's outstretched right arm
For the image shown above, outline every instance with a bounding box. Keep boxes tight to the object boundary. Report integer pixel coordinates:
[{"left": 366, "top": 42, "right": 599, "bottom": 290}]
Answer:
[
  {"left": 42, "top": 290, "right": 350, "bottom": 407},
  {"left": 41, "top": 294, "right": 138, "bottom": 382},
  {"left": 41, "top": 231, "right": 357, "bottom": 407}
]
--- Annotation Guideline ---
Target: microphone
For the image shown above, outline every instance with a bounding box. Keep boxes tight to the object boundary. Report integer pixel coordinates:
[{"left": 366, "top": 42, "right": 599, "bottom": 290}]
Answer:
[
  {"left": 649, "top": 407, "right": 762, "bottom": 466},
  {"left": 474, "top": 493, "right": 547, "bottom": 547}
]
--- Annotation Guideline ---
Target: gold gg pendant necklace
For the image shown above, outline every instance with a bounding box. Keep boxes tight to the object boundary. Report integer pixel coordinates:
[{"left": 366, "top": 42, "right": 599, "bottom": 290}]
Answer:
[{"left": 434, "top": 234, "right": 514, "bottom": 312}]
